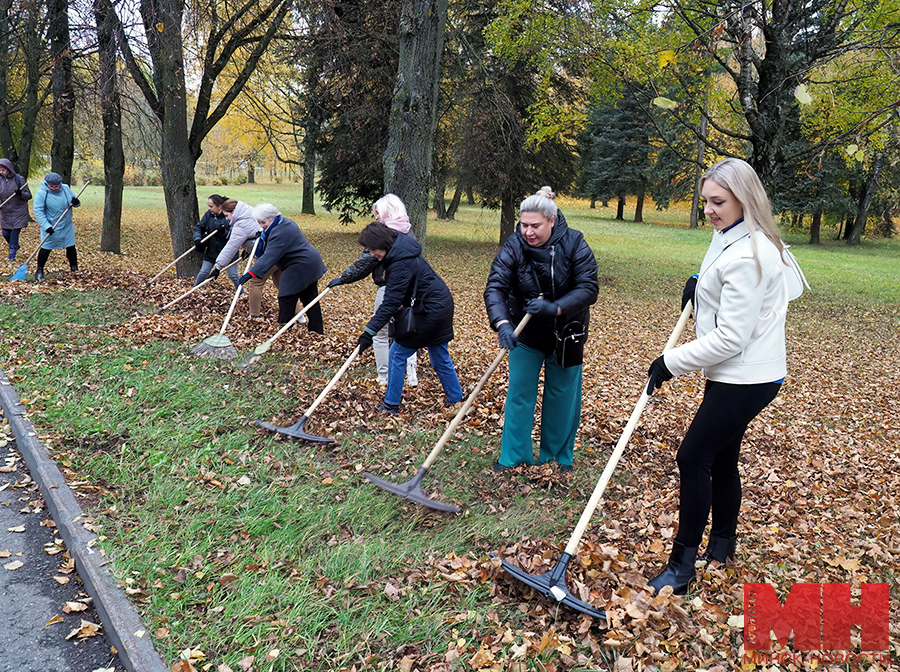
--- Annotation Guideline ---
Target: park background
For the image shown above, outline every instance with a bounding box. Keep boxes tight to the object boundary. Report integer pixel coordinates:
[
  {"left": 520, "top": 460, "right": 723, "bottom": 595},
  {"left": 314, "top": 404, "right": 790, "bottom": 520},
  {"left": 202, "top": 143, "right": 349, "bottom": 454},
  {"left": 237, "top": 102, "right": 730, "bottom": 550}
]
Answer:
[{"left": 1, "top": 0, "right": 899, "bottom": 669}]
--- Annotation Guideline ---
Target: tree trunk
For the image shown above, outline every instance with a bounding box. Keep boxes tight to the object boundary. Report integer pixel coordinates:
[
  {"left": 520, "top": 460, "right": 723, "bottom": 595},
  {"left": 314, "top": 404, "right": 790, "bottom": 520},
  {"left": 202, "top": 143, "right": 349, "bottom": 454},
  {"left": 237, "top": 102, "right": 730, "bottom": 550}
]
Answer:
[
  {"left": 144, "top": 0, "right": 199, "bottom": 275},
  {"left": 247, "top": 162, "right": 255, "bottom": 184},
  {"left": 809, "top": 207, "right": 822, "bottom": 245},
  {"left": 634, "top": 189, "right": 645, "bottom": 223},
  {"left": 589, "top": 195, "right": 596, "bottom": 209},
  {"left": 466, "top": 186, "right": 475, "bottom": 205},
  {"left": 499, "top": 194, "right": 515, "bottom": 245},
  {"left": 302, "top": 154, "right": 316, "bottom": 215},
  {"left": 382, "top": 0, "right": 448, "bottom": 242},
  {"left": 616, "top": 196, "right": 625, "bottom": 220},
  {"left": 690, "top": 87, "right": 710, "bottom": 229},
  {"left": 847, "top": 154, "right": 883, "bottom": 246},
  {"left": 48, "top": 0, "right": 75, "bottom": 182},
  {"left": 94, "top": 0, "right": 124, "bottom": 254},
  {"left": 601, "top": 199, "right": 608, "bottom": 207},
  {"left": 433, "top": 179, "right": 446, "bottom": 219},
  {"left": 446, "top": 183, "right": 462, "bottom": 220}
]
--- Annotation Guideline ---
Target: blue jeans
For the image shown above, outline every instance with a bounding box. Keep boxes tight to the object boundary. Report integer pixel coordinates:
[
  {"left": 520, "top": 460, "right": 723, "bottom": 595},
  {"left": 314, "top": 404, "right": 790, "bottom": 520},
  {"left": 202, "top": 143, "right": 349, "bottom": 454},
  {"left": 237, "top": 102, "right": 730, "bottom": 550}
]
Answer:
[
  {"left": 384, "top": 341, "right": 463, "bottom": 407},
  {"left": 195, "top": 258, "right": 239, "bottom": 287}
]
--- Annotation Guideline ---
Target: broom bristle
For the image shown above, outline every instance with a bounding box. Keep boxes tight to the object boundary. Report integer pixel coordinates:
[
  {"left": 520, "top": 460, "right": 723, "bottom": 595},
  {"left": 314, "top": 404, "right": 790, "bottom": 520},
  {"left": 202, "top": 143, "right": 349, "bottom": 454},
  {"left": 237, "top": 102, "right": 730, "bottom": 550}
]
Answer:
[{"left": 191, "top": 334, "right": 236, "bottom": 359}]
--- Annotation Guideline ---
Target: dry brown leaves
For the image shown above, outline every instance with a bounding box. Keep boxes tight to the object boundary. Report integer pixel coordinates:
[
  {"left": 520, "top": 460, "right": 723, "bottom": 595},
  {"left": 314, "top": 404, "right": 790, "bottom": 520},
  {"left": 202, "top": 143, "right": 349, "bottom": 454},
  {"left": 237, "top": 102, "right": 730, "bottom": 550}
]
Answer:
[{"left": 2, "top": 210, "right": 899, "bottom": 670}]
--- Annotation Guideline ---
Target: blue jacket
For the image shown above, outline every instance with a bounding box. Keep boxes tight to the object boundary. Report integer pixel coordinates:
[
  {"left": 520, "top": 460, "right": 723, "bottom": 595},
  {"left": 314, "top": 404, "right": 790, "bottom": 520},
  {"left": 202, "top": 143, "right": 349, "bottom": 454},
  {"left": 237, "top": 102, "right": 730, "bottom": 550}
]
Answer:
[{"left": 33, "top": 180, "right": 78, "bottom": 249}]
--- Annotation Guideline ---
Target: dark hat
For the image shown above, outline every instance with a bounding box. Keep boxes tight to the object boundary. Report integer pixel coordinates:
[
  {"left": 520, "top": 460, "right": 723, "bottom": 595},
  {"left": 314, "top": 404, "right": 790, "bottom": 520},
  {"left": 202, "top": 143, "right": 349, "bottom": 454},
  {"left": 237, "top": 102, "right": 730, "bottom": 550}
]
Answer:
[{"left": 45, "top": 172, "right": 63, "bottom": 185}]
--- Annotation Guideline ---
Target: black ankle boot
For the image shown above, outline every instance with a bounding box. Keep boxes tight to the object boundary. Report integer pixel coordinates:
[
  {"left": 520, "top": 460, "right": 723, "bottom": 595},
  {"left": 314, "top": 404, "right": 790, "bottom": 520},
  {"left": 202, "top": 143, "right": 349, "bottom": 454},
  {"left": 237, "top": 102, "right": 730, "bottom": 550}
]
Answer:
[
  {"left": 699, "top": 534, "right": 736, "bottom": 564},
  {"left": 648, "top": 541, "right": 699, "bottom": 595},
  {"left": 69, "top": 264, "right": 78, "bottom": 272}
]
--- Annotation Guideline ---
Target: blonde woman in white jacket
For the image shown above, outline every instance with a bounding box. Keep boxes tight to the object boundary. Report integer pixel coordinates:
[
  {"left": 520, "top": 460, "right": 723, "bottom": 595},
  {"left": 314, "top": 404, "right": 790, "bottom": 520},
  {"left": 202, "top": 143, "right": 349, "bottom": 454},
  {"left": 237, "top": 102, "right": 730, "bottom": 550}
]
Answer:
[{"left": 645, "top": 158, "right": 795, "bottom": 595}]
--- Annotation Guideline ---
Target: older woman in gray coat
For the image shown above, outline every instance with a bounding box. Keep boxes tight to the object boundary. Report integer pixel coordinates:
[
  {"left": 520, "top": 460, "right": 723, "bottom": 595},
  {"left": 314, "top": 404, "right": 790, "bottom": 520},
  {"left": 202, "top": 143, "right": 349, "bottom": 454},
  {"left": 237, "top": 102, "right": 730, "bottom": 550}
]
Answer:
[
  {"left": 0, "top": 159, "right": 32, "bottom": 261},
  {"left": 238, "top": 203, "right": 327, "bottom": 333}
]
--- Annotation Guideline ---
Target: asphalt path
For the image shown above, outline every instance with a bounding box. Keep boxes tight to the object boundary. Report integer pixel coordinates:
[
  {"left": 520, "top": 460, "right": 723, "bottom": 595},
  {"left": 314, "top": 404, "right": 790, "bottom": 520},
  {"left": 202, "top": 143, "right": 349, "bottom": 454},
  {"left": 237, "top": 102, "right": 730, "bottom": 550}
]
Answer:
[{"left": 0, "top": 436, "right": 123, "bottom": 672}]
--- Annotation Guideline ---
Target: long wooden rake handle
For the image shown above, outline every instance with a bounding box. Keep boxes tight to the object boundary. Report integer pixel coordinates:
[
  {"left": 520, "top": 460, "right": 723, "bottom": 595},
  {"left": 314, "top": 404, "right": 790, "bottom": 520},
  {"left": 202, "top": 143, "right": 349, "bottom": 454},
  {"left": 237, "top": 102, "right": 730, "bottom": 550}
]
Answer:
[
  {"left": 148, "top": 229, "right": 219, "bottom": 285},
  {"left": 154, "top": 256, "right": 243, "bottom": 313},
  {"left": 216, "top": 236, "right": 261, "bottom": 336},
  {"left": 562, "top": 302, "right": 693, "bottom": 557},
  {"left": 302, "top": 345, "right": 362, "bottom": 419},
  {"left": 0, "top": 190, "right": 19, "bottom": 209},
  {"left": 421, "top": 313, "right": 533, "bottom": 470}
]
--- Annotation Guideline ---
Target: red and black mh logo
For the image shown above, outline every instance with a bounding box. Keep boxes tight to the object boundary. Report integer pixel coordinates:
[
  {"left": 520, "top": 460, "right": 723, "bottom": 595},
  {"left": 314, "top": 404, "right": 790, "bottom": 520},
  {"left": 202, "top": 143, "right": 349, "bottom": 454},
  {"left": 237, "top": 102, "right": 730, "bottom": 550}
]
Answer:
[{"left": 744, "top": 583, "right": 890, "bottom": 651}]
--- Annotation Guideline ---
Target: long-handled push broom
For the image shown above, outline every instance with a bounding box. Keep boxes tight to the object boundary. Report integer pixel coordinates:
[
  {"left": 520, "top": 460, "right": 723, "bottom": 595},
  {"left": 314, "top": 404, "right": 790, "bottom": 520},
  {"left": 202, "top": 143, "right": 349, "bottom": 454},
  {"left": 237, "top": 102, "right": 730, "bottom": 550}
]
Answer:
[
  {"left": 10, "top": 182, "right": 89, "bottom": 282},
  {"left": 153, "top": 256, "right": 242, "bottom": 315},
  {"left": 148, "top": 229, "right": 219, "bottom": 285},
  {"left": 257, "top": 344, "right": 361, "bottom": 443},
  {"left": 363, "top": 313, "right": 534, "bottom": 514},
  {"left": 500, "top": 302, "right": 693, "bottom": 619},
  {"left": 236, "top": 286, "right": 331, "bottom": 369},
  {"left": 190, "top": 237, "right": 260, "bottom": 358}
]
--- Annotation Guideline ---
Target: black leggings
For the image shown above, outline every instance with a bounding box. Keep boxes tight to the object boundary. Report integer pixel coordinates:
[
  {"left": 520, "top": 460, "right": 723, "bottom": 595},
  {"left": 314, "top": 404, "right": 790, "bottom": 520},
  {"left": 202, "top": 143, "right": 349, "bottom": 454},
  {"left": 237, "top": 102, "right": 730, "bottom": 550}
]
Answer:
[
  {"left": 37, "top": 246, "right": 78, "bottom": 268},
  {"left": 674, "top": 379, "right": 781, "bottom": 547},
  {"left": 277, "top": 281, "right": 324, "bottom": 334}
]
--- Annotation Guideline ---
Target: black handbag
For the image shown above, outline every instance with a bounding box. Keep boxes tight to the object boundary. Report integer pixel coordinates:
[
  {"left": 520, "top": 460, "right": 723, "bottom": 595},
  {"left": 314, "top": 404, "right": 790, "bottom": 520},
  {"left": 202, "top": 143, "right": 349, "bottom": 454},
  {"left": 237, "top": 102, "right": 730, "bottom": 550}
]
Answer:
[
  {"left": 555, "top": 318, "right": 587, "bottom": 368},
  {"left": 389, "top": 275, "right": 419, "bottom": 341}
]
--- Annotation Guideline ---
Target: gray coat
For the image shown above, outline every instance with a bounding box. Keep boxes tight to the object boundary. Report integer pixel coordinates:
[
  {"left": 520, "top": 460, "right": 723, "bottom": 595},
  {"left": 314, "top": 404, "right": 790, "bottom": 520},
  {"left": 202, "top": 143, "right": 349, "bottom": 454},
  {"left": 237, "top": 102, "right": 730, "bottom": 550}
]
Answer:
[{"left": 0, "top": 159, "right": 32, "bottom": 230}]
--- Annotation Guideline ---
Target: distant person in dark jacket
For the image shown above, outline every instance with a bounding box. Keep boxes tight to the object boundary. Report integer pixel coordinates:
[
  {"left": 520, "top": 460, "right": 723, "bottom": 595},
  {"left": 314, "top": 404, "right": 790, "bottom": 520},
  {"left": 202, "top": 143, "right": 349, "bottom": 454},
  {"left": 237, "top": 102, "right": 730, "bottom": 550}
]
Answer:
[
  {"left": 484, "top": 187, "right": 599, "bottom": 472},
  {"left": 354, "top": 222, "right": 463, "bottom": 414},
  {"left": 238, "top": 203, "right": 326, "bottom": 333},
  {"left": 328, "top": 194, "right": 418, "bottom": 387},
  {"left": 193, "top": 194, "right": 239, "bottom": 287},
  {"left": 0, "top": 158, "right": 31, "bottom": 261}
]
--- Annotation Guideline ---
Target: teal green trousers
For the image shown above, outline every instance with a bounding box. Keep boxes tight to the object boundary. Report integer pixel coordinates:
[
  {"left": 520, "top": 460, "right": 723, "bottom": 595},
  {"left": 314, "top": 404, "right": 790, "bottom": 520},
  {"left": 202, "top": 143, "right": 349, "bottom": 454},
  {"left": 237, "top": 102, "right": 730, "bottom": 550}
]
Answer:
[{"left": 498, "top": 343, "right": 583, "bottom": 468}]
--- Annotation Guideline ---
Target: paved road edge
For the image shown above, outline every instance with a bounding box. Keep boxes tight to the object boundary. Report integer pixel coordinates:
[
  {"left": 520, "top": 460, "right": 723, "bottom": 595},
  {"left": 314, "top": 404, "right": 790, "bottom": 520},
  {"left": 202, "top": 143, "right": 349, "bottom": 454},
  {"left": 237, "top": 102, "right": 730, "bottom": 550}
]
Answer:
[{"left": 0, "top": 367, "right": 168, "bottom": 672}]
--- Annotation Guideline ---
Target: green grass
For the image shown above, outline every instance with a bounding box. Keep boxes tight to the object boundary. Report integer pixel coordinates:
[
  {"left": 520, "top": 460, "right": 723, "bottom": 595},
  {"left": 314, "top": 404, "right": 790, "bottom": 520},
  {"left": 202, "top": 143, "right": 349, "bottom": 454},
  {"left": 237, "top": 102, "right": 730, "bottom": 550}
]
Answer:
[{"left": 2, "top": 188, "right": 898, "bottom": 669}]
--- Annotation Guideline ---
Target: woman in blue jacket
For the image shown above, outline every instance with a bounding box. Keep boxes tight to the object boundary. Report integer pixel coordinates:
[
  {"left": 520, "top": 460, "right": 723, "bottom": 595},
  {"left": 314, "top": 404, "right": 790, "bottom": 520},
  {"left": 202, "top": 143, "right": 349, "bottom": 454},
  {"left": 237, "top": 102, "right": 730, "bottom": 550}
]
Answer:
[{"left": 32, "top": 173, "right": 80, "bottom": 280}]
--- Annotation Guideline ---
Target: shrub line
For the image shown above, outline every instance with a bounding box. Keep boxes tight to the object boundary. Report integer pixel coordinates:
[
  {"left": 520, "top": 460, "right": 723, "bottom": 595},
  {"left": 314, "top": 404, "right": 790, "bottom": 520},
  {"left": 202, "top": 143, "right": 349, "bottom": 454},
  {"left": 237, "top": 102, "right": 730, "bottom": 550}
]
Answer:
[{"left": 0, "top": 365, "right": 168, "bottom": 672}]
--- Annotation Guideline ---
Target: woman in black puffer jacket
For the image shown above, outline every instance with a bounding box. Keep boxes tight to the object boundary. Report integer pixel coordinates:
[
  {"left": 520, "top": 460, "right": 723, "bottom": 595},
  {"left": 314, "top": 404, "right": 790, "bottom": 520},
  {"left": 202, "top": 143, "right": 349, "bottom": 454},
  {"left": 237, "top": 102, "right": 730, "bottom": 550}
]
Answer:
[
  {"left": 355, "top": 222, "right": 463, "bottom": 414},
  {"left": 484, "top": 188, "right": 599, "bottom": 472}
]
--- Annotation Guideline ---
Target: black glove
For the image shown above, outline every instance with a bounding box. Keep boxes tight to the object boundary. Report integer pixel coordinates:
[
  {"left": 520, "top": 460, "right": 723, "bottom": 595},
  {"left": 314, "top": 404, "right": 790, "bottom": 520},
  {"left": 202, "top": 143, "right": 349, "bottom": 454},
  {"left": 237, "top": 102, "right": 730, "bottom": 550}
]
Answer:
[
  {"left": 327, "top": 278, "right": 342, "bottom": 288},
  {"left": 71, "top": 197, "right": 80, "bottom": 207},
  {"left": 681, "top": 275, "right": 698, "bottom": 311},
  {"left": 646, "top": 356, "right": 673, "bottom": 395},
  {"left": 497, "top": 322, "right": 517, "bottom": 350},
  {"left": 15, "top": 188, "right": 22, "bottom": 198},
  {"left": 208, "top": 267, "right": 220, "bottom": 280},
  {"left": 357, "top": 331, "right": 374, "bottom": 352},
  {"left": 237, "top": 272, "right": 252, "bottom": 286},
  {"left": 525, "top": 297, "right": 559, "bottom": 320},
  {"left": 241, "top": 249, "right": 250, "bottom": 260},
  {"left": 45, "top": 226, "right": 54, "bottom": 236},
  {"left": 194, "top": 241, "right": 205, "bottom": 252}
]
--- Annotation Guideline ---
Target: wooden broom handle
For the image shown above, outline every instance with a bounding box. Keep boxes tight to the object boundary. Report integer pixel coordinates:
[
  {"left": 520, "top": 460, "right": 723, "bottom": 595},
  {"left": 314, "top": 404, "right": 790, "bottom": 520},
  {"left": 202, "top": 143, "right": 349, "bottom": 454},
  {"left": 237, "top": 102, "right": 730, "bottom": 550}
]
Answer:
[
  {"left": 562, "top": 302, "right": 693, "bottom": 556},
  {"left": 148, "top": 229, "right": 218, "bottom": 284},
  {"left": 302, "top": 346, "right": 361, "bottom": 418},
  {"left": 155, "top": 257, "right": 242, "bottom": 312},
  {"left": 421, "top": 313, "right": 533, "bottom": 470},
  {"left": 217, "top": 236, "right": 261, "bottom": 336}
]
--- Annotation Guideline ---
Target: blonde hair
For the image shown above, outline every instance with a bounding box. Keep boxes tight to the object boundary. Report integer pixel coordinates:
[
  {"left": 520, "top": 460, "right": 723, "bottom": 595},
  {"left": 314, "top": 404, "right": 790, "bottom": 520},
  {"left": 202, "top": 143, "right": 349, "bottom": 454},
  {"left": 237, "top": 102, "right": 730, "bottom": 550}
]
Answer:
[
  {"left": 701, "top": 158, "right": 785, "bottom": 278},
  {"left": 519, "top": 187, "right": 558, "bottom": 221},
  {"left": 372, "top": 194, "right": 408, "bottom": 222}
]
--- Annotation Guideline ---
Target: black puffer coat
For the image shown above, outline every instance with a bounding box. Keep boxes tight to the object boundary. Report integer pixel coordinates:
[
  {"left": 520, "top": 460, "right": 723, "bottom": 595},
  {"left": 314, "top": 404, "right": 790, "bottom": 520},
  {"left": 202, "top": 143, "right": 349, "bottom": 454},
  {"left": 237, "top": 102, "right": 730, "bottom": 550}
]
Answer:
[
  {"left": 484, "top": 210, "right": 599, "bottom": 354},
  {"left": 192, "top": 209, "right": 231, "bottom": 264},
  {"left": 248, "top": 216, "right": 327, "bottom": 296},
  {"left": 365, "top": 233, "right": 454, "bottom": 349}
]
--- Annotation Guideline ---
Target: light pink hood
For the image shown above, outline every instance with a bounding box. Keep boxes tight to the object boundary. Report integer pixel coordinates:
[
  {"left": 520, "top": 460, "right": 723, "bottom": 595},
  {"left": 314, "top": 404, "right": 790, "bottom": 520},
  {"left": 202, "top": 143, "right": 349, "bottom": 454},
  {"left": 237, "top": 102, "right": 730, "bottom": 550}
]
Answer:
[{"left": 382, "top": 215, "right": 411, "bottom": 235}]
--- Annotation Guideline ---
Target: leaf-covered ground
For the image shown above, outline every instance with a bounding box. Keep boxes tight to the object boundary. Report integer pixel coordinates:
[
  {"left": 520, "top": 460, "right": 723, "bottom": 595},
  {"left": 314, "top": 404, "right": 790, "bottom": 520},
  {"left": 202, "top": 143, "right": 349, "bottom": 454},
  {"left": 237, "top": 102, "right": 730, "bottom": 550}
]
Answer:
[{"left": 0, "top": 203, "right": 898, "bottom": 671}]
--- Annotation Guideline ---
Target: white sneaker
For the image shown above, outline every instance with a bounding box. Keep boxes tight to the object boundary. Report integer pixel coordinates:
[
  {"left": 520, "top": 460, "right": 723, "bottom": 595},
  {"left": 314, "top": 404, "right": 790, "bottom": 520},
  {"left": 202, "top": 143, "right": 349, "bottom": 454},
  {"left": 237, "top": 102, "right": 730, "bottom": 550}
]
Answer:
[
  {"left": 297, "top": 313, "right": 308, "bottom": 324},
  {"left": 376, "top": 376, "right": 388, "bottom": 386}
]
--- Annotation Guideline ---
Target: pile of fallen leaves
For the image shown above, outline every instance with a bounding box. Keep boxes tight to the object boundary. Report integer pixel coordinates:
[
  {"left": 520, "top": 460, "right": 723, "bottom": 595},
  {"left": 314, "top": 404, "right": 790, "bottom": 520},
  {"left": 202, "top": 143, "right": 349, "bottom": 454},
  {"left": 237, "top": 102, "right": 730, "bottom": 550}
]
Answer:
[{"left": 1, "top": 207, "right": 899, "bottom": 671}]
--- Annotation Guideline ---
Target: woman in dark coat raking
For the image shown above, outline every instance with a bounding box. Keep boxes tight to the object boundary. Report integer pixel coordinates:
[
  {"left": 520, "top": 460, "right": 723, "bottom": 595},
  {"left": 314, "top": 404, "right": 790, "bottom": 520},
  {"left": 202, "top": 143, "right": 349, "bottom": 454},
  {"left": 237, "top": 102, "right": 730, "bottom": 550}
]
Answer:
[
  {"left": 0, "top": 158, "right": 31, "bottom": 261},
  {"left": 193, "top": 194, "right": 239, "bottom": 287},
  {"left": 484, "top": 188, "right": 599, "bottom": 472},
  {"left": 237, "top": 203, "right": 327, "bottom": 333},
  {"left": 355, "top": 222, "right": 463, "bottom": 414}
]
